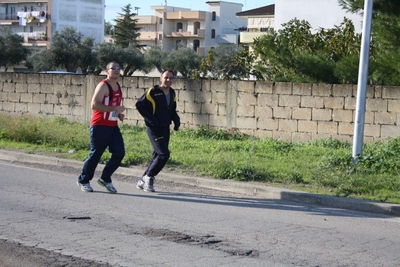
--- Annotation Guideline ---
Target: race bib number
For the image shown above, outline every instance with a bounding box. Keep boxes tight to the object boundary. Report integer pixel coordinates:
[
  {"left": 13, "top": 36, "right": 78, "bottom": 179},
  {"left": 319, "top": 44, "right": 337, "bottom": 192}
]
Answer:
[{"left": 108, "top": 111, "right": 118, "bottom": 121}]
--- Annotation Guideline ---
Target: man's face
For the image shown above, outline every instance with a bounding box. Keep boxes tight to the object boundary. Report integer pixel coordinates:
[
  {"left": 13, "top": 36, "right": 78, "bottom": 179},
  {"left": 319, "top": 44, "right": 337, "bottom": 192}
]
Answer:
[
  {"left": 160, "top": 71, "right": 174, "bottom": 88},
  {"left": 107, "top": 63, "right": 121, "bottom": 78}
]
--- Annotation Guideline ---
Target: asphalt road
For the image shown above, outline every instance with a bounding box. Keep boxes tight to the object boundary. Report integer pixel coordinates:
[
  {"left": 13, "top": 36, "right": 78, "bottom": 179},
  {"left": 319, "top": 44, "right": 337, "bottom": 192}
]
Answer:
[
  {"left": 1, "top": 157, "right": 400, "bottom": 267},
  {"left": 0, "top": 159, "right": 273, "bottom": 267},
  {"left": 0, "top": 159, "right": 252, "bottom": 267}
]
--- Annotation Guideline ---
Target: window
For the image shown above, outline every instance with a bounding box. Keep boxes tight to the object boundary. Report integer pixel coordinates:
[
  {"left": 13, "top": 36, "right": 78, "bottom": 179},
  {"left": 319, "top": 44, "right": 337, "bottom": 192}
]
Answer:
[
  {"left": 176, "top": 40, "right": 181, "bottom": 49},
  {"left": 194, "top": 22, "right": 200, "bottom": 34},
  {"left": 193, "top": 40, "right": 200, "bottom": 52},
  {"left": 211, "top": 29, "right": 215, "bottom": 39},
  {"left": 212, "top": 11, "right": 216, "bottom": 21},
  {"left": 159, "top": 18, "right": 163, "bottom": 24},
  {"left": 158, "top": 34, "right": 163, "bottom": 41},
  {"left": 177, "top": 22, "right": 183, "bottom": 32}
]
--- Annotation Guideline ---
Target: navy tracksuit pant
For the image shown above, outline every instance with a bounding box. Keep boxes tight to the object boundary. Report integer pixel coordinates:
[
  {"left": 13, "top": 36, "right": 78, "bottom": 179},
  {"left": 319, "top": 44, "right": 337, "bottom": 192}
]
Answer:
[{"left": 143, "top": 126, "right": 170, "bottom": 177}]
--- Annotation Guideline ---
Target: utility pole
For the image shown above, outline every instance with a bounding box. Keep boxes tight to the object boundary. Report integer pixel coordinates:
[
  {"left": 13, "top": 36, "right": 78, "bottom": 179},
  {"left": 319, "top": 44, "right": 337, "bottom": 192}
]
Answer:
[
  {"left": 352, "top": 0, "right": 374, "bottom": 163},
  {"left": 228, "top": 20, "right": 239, "bottom": 47}
]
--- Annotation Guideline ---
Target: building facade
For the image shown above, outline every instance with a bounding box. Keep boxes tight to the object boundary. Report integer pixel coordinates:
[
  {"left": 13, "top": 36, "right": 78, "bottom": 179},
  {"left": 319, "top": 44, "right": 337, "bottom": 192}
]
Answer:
[
  {"left": 0, "top": 0, "right": 49, "bottom": 51},
  {"left": 50, "top": 0, "right": 104, "bottom": 44},
  {"left": 236, "top": 4, "right": 275, "bottom": 49},
  {"left": 0, "top": 0, "right": 105, "bottom": 53},
  {"left": 133, "top": 1, "right": 246, "bottom": 56}
]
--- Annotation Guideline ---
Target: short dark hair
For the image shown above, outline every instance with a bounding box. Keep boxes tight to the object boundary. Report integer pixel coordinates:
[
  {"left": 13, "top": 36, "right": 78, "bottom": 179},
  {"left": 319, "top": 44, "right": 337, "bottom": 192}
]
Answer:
[{"left": 161, "top": 69, "right": 174, "bottom": 76}]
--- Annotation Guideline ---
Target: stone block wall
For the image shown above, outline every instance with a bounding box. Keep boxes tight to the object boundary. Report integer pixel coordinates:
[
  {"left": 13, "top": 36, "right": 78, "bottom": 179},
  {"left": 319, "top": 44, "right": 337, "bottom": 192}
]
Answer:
[{"left": 1, "top": 72, "right": 400, "bottom": 143}]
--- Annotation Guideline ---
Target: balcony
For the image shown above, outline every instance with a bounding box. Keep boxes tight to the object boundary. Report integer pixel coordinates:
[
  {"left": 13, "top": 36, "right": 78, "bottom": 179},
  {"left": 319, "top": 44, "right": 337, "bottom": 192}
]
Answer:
[
  {"left": 165, "top": 11, "right": 206, "bottom": 21},
  {"left": 136, "top": 16, "right": 157, "bottom": 25},
  {"left": 195, "top": 47, "right": 205, "bottom": 57},
  {"left": 240, "top": 31, "right": 271, "bottom": 44},
  {"left": 17, "top": 31, "right": 47, "bottom": 43},
  {"left": 167, "top": 29, "right": 205, "bottom": 39},
  {"left": 137, "top": 32, "right": 157, "bottom": 41},
  {"left": 0, "top": 13, "right": 18, "bottom": 21}
]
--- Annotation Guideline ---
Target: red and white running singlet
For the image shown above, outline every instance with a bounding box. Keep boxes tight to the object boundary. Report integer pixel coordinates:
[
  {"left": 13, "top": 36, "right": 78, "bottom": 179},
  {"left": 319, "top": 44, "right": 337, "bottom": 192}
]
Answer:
[{"left": 91, "top": 80, "right": 122, "bottom": 127}]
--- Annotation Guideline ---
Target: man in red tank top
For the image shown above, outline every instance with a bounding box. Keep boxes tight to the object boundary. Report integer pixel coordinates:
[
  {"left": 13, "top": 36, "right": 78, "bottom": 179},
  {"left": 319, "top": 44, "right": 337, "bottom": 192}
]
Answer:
[{"left": 77, "top": 61, "right": 125, "bottom": 193}]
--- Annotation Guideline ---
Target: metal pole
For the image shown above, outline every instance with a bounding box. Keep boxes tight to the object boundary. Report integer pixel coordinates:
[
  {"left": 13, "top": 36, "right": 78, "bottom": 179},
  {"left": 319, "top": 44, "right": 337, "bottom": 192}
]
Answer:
[
  {"left": 352, "top": 0, "right": 373, "bottom": 163},
  {"left": 228, "top": 20, "right": 238, "bottom": 46}
]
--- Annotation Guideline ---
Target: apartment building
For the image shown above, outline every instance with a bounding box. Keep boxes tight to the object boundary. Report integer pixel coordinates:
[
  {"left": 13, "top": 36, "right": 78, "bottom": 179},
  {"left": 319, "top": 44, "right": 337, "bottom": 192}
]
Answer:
[
  {"left": 235, "top": 0, "right": 364, "bottom": 49},
  {"left": 0, "top": 0, "right": 105, "bottom": 52},
  {"left": 236, "top": 4, "right": 275, "bottom": 49},
  {"left": 0, "top": 0, "right": 48, "bottom": 51},
  {"left": 134, "top": 1, "right": 246, "bottom": 57}
]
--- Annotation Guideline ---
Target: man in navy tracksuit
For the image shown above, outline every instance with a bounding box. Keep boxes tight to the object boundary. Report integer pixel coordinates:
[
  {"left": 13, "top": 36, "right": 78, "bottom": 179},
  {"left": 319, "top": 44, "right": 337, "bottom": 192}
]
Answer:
[{"left": 135, "top": 69, "right": 180, "bottom": 192}]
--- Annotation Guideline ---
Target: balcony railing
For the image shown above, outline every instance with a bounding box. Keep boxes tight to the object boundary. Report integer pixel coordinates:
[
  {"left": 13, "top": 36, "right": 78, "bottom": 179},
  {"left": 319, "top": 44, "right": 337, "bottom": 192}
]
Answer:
[
  {"left": 169, "top": 29, "right": 205, "bottom": 38},
  {"left": 0, "top": 13, "right": 18, "bottom": 20},
  {"left": 136, "top": 16, "right": 157, "bottom": 25},
  {"left": 240, "top": 31, "right": 272, "bottom": 44},
  {"left": 195, "top": 47, "right": 205, "bottom": 57},
  {"left": 16, "top": 32, "right": 47, "bottom": 42},
  {"left": 0, "top": 12, "right": 47, "bottom": 22},
  {"left": 165, "top": 11, "right": 206, "bottom": 21},
  {"left": 137, "top": 32, "right": 157, "bottom": 41}
]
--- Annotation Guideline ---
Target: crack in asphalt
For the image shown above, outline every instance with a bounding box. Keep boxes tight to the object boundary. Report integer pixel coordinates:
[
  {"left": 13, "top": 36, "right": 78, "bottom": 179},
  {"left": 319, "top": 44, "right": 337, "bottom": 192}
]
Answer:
[{"left": 142, "top": 228, "right": 259, "bottom": 257}]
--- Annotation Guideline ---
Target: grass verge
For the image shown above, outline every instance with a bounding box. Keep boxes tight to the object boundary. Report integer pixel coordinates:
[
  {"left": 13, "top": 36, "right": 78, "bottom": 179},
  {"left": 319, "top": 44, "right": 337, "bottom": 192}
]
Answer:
[{"left": 1, "top": 114, "right": 400, "bottom": 204}]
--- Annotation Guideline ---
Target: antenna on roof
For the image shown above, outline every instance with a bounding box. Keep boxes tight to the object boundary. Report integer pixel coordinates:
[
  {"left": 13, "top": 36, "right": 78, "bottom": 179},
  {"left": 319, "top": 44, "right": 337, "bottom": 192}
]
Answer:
[
  {"left": 165, "top": 0, "right": 167, "bottom": 6},
  {"left": 134, "top": 6, "right": 140, "bottom": 15}
]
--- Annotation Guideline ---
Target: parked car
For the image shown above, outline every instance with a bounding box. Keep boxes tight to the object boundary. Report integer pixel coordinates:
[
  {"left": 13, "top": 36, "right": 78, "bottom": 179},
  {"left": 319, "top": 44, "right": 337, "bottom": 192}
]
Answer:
[{"left": 38, "top": 71, "right": 76, "bottom": 74}]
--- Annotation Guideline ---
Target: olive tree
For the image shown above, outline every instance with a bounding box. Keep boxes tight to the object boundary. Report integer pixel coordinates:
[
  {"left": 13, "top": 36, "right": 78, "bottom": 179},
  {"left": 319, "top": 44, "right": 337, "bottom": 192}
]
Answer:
[
  {"left": 0, "top": 27, "right": 30, "bottom": 71},
  {"left": 96, "top": 43, "right": 145, "bottom": 76},
  {"left": 164, "top": 46, "right": 201, "bottom": 78},
  {"left": 195, "top": 44, "right": 255, "bottom": 80},
  {"left": 50, "top": 27, "right": 97, "bottom": 73},
  {"left": 143, "top": 45, "right": 168, "bottom": 74}
]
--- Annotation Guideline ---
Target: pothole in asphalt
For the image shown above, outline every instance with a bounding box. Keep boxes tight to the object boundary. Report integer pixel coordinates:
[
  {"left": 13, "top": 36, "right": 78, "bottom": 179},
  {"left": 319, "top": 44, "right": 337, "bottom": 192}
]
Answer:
[{"left": 142, "top": 228, "right": 259, "bottom": 257}]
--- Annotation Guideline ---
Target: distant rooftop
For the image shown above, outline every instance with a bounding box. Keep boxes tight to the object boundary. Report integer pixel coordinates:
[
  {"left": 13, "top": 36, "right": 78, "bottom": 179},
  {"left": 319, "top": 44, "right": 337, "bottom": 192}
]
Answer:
[{"left": 236, "top": 4, "right": 275, "bottom": 16}]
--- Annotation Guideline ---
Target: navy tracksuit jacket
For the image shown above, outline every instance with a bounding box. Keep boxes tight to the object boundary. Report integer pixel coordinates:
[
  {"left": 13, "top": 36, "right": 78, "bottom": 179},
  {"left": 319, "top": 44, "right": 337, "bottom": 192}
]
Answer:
[{"left": 136, "top": 85, "right": 180, "bottom": 177}]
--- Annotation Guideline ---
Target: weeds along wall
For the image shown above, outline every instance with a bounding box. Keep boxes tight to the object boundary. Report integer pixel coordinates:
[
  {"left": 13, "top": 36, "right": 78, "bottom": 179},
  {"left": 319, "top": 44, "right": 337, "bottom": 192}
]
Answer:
[{"left": 1, "top": 72, "right": 400, "bottom": 143}]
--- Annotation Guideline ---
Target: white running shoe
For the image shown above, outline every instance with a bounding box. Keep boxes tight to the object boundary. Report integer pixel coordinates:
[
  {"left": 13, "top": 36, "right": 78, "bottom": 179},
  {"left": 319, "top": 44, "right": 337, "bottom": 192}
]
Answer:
[
  {"left": 77, "top": 181, "right": 93, "bottom": 192},
  {"left": 136, "top": 179, "right": 145, "bottom": 190},
  {"left": 97, "top": 178, "right": 117, "bottom": 194},
  {"left": 142, "top": 175, "right": 155, "bottom": 192}
]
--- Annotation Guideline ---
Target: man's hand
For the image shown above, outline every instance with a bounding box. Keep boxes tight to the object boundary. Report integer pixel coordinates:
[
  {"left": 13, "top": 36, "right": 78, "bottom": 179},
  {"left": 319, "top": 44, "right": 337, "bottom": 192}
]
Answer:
[
  {"left": 114, "top": 105, "right": 125, "bottom": 114},
  {"left": 173, "top": 121, "right": 180, "bottom": 131},
  {"left": 118, "top": 113, "right": 125, "bottom": 122}
]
